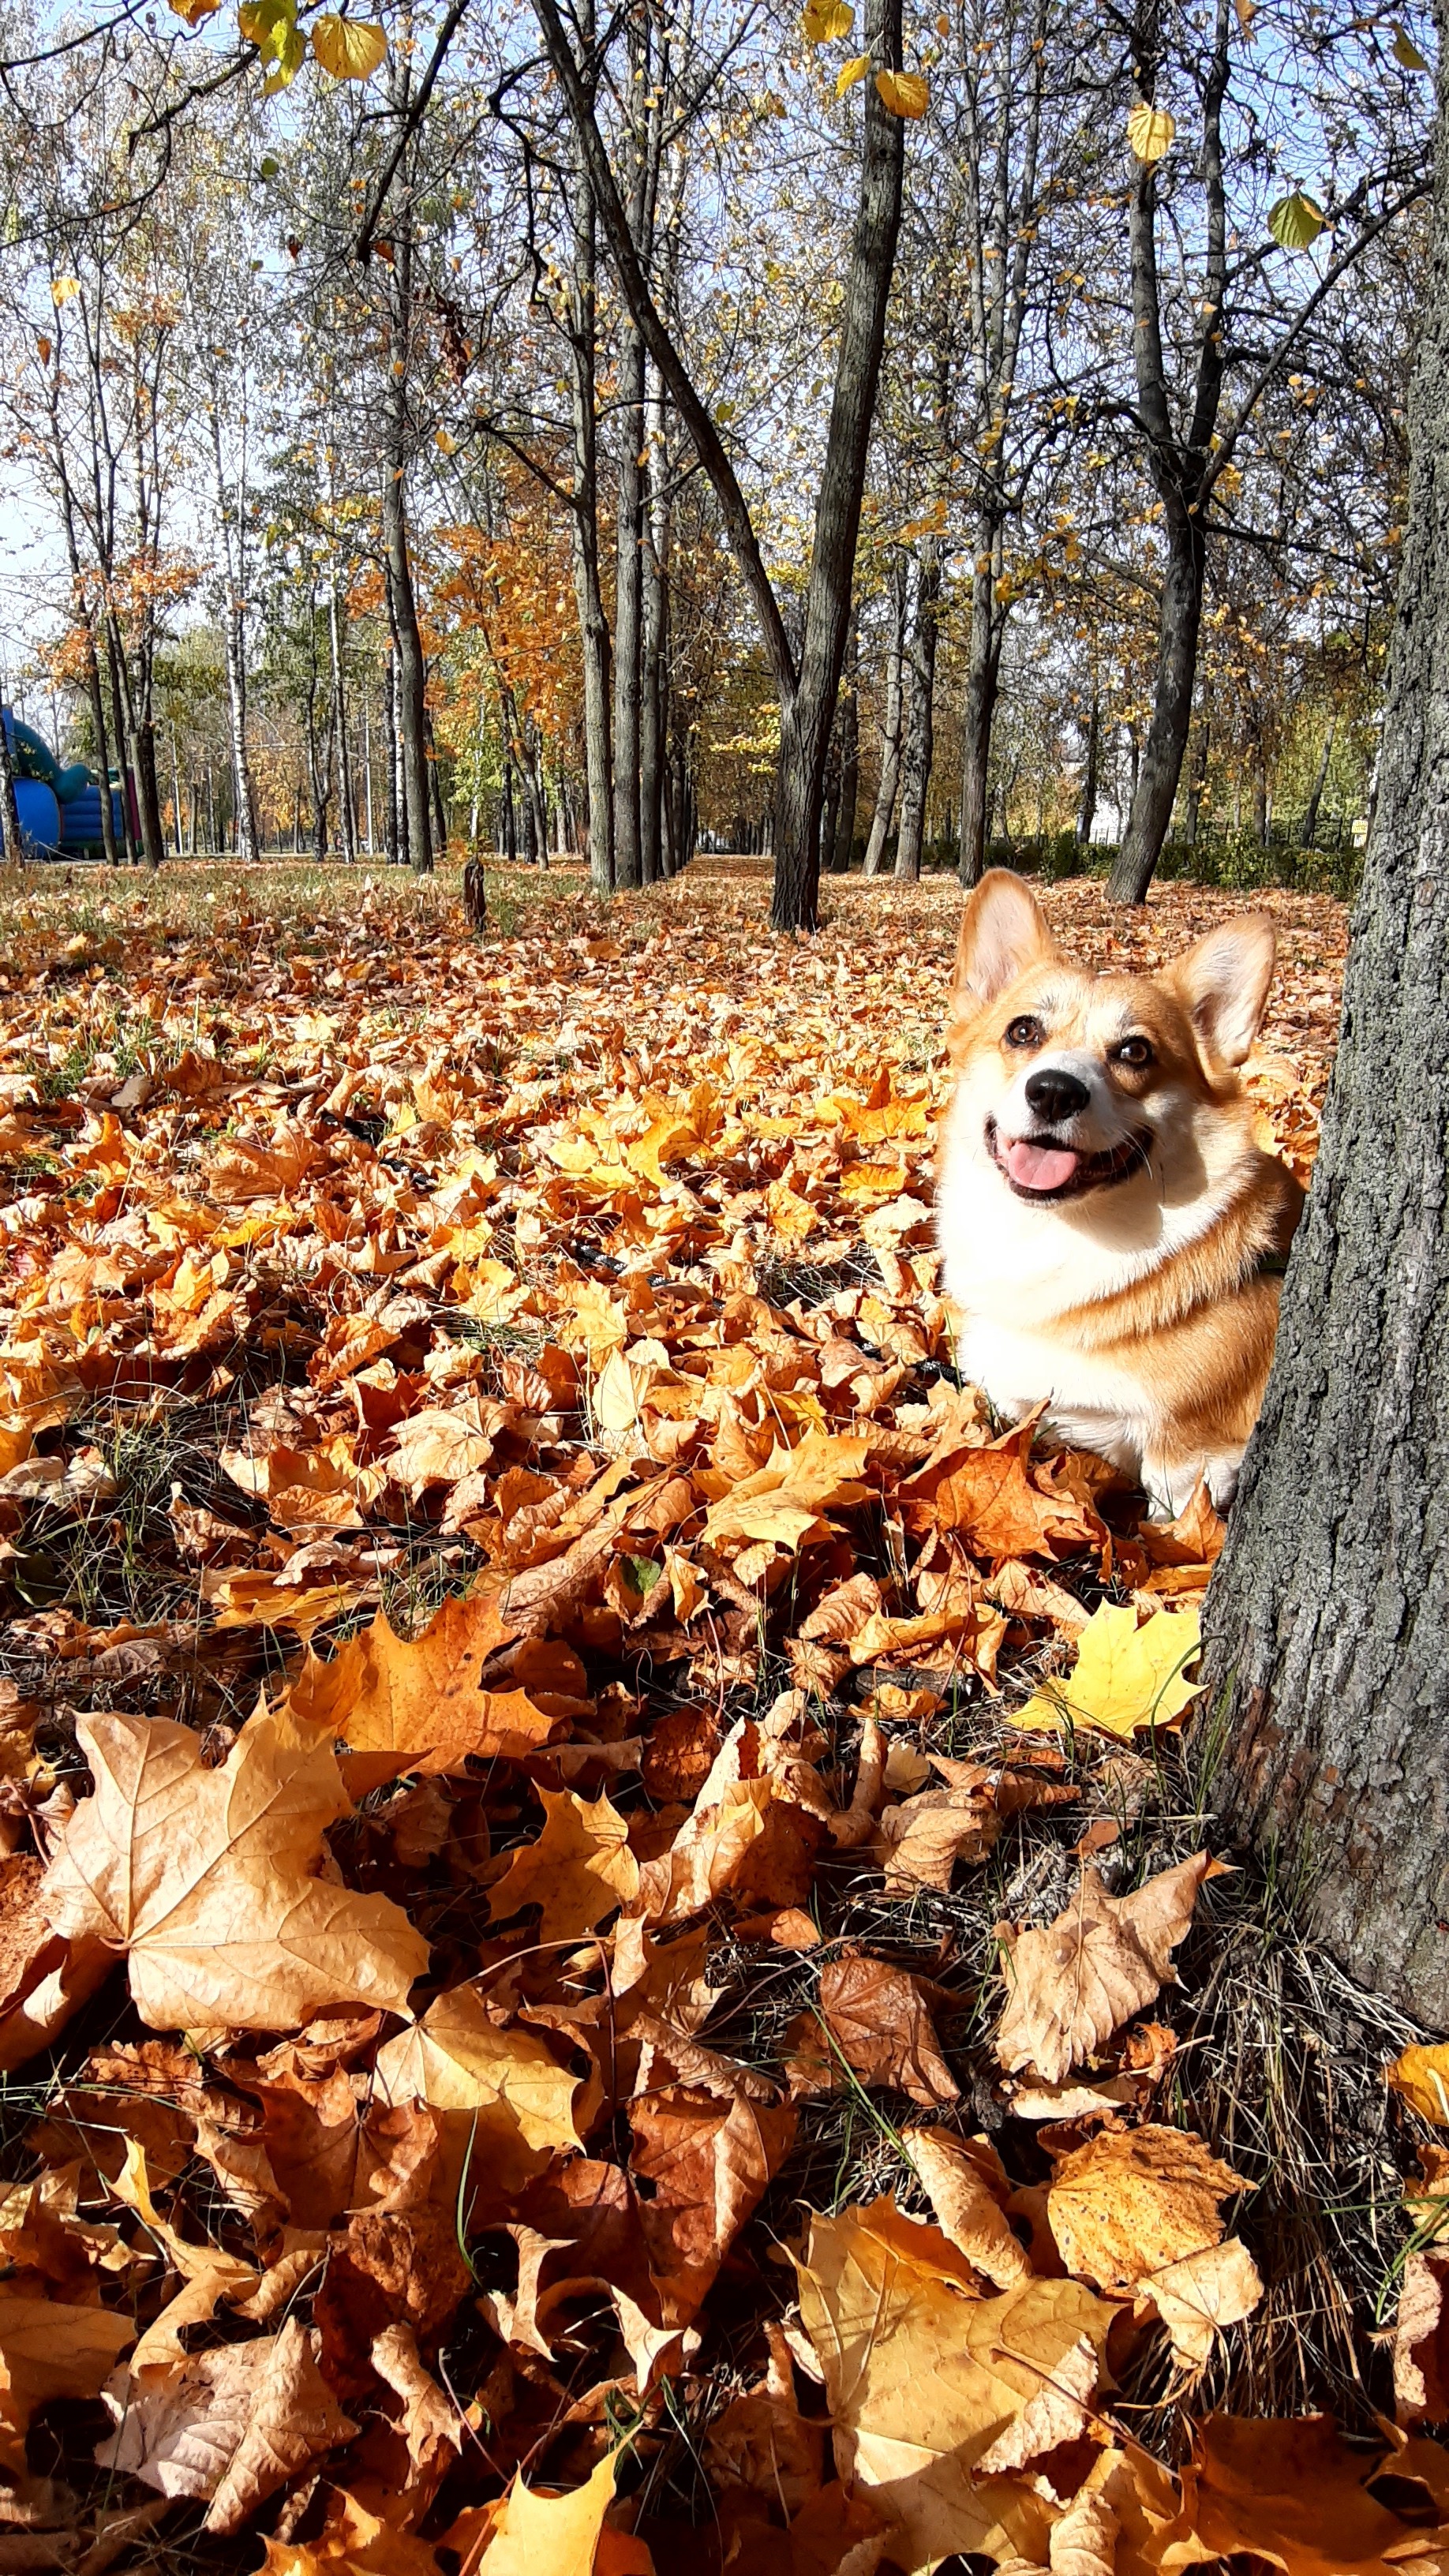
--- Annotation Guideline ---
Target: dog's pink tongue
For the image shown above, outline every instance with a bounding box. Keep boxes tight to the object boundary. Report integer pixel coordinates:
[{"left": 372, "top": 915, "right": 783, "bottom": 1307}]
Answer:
[{"left": 1007, "top": 1138, "right": 1080, "bottom": 1192}]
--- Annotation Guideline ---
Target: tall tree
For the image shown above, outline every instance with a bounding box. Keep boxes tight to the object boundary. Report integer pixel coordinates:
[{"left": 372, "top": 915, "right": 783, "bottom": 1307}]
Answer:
[{"left": 1204, "top": 2, "right": 1449, "bottom": 2024}]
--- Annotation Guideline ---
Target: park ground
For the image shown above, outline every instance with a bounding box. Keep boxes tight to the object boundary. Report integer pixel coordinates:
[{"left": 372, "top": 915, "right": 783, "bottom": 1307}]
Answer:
[{"left": 6, "top": 850, "right": 1438, "bottom": 2575}]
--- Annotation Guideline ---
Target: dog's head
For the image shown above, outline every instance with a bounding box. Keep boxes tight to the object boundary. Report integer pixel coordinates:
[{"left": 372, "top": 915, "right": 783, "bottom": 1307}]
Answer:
[{"left": 945, "top": 870, "right": 1276, "bottom": 1207}]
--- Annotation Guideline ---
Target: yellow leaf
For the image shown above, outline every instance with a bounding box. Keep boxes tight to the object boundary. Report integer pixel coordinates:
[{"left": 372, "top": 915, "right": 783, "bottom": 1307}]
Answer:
[
  {"left": 1234, "top": 0, "right": 1256, "bottom": 33},
  {"left": 1389, "top": 2043, "right": 1449, "bottom": 2124},
  {"left": 167, "top": 0, "right": 220, "bottom": 22},
  {"left": 1127, "top": 100, "right": 1176, "bottom": 161},
  {"left": 1013, "top": 1601, "right": 1201, "bottom": 1739},
  {"left": 484, "top": 2451, "right": 618, "bottom": 2576},
  {"left": 1392, "top": 22, "right": 1429, "bottom": 67},
  {"left": 51, "top": 276, "right": 80, "bottom": 306},
  {"left": 796, "top": 2195, "right": 1118, "bottom": 2567},
  {"left": 1267, "top": 189, "right": 1329, "bottom": 249},
  {"left": 487, "top": 1787, "right": 640, "bottom": 1941},
  {"left": 802, "top": 0, "right": 852, "bottom": 34},
  {"left": 874, "top": 66, "right": 930, "bottom": 114},
  {"left": 375, "top": 1979, "right": 584, "bottom": 2194},
  {"left": 311, "top": 12, "right": 388, "bottom": 77},
  {"left": 1046, "top": 2122, "right": 1251, "bottom": 2289},
  {"left": 436, "top": 426, "right": 458, "bottom": 453},
  {"left": 41, "top": 1705, "right": 428, "bottom": 2031},
  {"left": 836, "top": 49, "right": 871, "bottom": 89}
]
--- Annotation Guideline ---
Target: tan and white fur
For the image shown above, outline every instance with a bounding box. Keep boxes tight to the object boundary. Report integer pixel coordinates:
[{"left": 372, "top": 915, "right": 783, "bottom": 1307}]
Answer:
[{"left": 936, "top": 870, "right": 1303, "bottom": 1517}]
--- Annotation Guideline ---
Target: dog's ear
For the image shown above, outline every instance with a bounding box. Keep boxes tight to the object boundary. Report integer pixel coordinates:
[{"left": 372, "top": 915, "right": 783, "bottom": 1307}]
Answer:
[
  {"left": 952, "top": 870, "right": 1054, "bottom": 1009},
  {"left": 1165, "top": 915, "right": 1276, "bottom": 1066}
]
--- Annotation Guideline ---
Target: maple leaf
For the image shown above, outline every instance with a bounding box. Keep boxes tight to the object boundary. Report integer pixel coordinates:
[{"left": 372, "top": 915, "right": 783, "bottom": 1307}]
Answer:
[
  {"left": 97, "top": 2315, "right": 358, "bottom": 2533},
  {"left": 796, "top": 2194, "right": 1119, "bottom": 2569},
  {"left": 374, "top": 1980, "right": 584, "bottom": 2196},
  {"left": 41, "top": 1707, "right": 429, "bottom": 2030},
  {"left": 701, "top": 1428, "right": 872, "bottom": 1550},
  {"left": 1013, "top": 1601, "right": 1203, "bottom": 1739},
  {"left": 995, "top": 1853, "right": 1226, "bottom": 2084},
  {"left": 283, "top": 1589, "right": 561, "bottom": 1790},
  {"left": 487, "top": 1786, "right": 639, "bottom": 1940},
  {"left": 481, "top": 2451, "right": 623, "bottom": 2574},
  {"left": 901, "top": 1437, "right": 1104, "bottom": 1560},
  {"left": 0, "top": 2290, "right": 136, "bottom": 2470},
  {"left": 1162, "top": 2412, "right": 1435, "bottom": 2574},
  {"left": 806, "top": 1952, "right": 960, "bottom": 2106}
]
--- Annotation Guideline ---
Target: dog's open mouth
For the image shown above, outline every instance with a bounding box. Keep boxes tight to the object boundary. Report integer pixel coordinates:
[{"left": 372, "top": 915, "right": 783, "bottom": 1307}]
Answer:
[{"left": 986, "top": 1117, "right": 1148, "bottom": 1201}]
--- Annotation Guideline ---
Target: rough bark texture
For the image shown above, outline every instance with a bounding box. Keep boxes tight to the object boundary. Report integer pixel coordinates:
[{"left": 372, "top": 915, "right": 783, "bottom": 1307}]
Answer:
[
  {"left": 863, "top": 563, "right": 906, "bottom": 878},
  {"left": 1204, "top": 29, "right": 1449, "bottom": 2025},
  {"left": 958, "top": 552, "right": 1002, "bottom": 887},
  {"left": 893, "top": 542, "right": 942, "bottom": 882},
  {"left": 567, "top": 73, "right": 614, "bottom": 898}
]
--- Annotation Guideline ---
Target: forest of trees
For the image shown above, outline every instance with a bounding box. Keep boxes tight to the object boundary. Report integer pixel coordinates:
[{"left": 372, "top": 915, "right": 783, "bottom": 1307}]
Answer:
[{"left": 0, "top": 0, "right": 1432, "bottom": 924}]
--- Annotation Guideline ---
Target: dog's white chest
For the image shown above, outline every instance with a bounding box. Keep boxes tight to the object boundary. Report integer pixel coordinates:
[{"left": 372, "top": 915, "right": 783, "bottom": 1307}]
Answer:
[{"left": 951, "top": 1313, "right": 1151, "bottom": 1475}]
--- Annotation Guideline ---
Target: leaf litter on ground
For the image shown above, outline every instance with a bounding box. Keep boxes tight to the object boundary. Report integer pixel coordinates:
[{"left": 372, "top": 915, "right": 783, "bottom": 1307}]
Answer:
[{"left": 0, "top": 854, "right": 1438, "bottom": 2574}]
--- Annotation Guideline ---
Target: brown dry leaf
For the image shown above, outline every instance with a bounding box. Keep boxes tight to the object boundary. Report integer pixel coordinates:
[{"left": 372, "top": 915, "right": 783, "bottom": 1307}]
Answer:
[
  {"left": 796, "top": 2193, "right": 1119, "bottom": 2570},
  {"left": 1147, "top": 2238, "right": 1264, "bottom": 2370},
  {"left": 1160, "top": 2411, "right": 1436, "bottom": 2574},
  {"left": 283, "top": 1590, "right": 560, "bottom": 1790},
  {"left": 1395, "top": 2251, "right": 1449, "bottom": 2425},
  {"left": 876, "top": 1760, "right": 1077, "bottom": 1896},
  {"left": 902, "top": 1436, "right": 1105, "bottom": 1561},
  {"left": 702, "top": 2320, "right": 825, "bottom": 2512},
  {"left": 96, "top": 2315, "right": 357, "bottom": 2533},
  {"left": 41, "top": 1706, "right": 428, "bottom": 2031},
  {"left": 904, "top": 2126, "right": 1032, "bottom": 2286},
  {"left": 629, "top": 2083, "right": 797, "bottom": 2321},
  {"left": 0, "top": 1851, "right": 113, "bottom": 2074},
  {"left": 975, "top": 2331, "right": 1099, "bottom": 2475},
  {"left": 1046, "top": 2123, "right": 1250, "bottom": 2286},
  {"left": 369, "top": 2322, "right": 462, "bottom": 2478},
  {"left": 996, "top": 1854, "right": 1226, "bottom": 2084},
  {"left": 814, "top": 1952, "right": 958, "bottom": 2106},
  {"left": 487, "top": 1787, "right": 639, "bottom": 1939},
  {"left": 374, "top": 1981, "right": 583, "bottom": 2198},
  {"left": 0, "top": 2291, "right": 136, "bottom": 2470}
]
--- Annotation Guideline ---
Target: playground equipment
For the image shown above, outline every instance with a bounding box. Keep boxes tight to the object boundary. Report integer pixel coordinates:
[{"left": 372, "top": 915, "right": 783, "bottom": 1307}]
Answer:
[{"left": 2, "top": 708, "right": 128, "bottom": 859}]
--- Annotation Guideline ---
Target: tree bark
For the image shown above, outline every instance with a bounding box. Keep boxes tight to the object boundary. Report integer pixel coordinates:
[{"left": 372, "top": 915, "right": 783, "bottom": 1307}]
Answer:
[
  {"left": 0, "top": 702, "right": 24, "bottom": 867},
  {"left": 863, "top": 560, "right": 907, "bottom": 878},
  {"left": 770, "top": 0, "right": 904, "bottom": 930},
  {"left": 1300, "top": 719, "right": 1335, "bottom": 847},
  {"left": 832, "top": 652, "right": 859, "bottom": 874},
  {"left": 1107, "top": 503, "right": 1205, "bottom": 900},
  {"left": 1203, "top": 24, "right": 1449, "bottom": 2026},
  {"left": 567, "top": 145, "right": 613, "bottom": 897},
  {"left": 613, "top": 312, "right": 646, "bottom": 892},
  {"left": 894, "top": 541, "right": 942, "bottom": 882},
  {"left": 208, "top": 394, "right": 259, "bottom": 867},
  {"left": 1076, "top": 689, "right": 1100, "bottom": 848},
  {"left": 958, "top": 549, "right": 1002, "bottom": 886}
]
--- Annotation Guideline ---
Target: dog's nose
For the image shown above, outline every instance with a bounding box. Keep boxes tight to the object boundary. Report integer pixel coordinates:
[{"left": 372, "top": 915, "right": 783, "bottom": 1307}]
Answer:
[{"left": 1024, "top": 1067, "right": 1091, "bottom": 1124}]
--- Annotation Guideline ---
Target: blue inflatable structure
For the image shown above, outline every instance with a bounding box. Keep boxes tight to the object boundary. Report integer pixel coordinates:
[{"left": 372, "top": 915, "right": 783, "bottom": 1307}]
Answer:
[{"left": 3, "top": 707, "right": 125, "bottom": 858}]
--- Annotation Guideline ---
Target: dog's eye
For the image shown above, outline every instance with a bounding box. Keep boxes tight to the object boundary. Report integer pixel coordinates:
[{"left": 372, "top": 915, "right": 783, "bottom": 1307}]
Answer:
[
  {"left": 1004, "top": 1015, "right": 1043, "bottom": 1050},
  {"left": 1112, "top": 1035, "right": 1155, "bottom": 1069}
]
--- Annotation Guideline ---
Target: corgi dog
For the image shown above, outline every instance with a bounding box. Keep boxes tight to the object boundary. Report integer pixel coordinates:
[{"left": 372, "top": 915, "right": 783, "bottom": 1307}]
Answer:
[{"left": 936, "top": 869, "right": 1304, "bottom": 1518}]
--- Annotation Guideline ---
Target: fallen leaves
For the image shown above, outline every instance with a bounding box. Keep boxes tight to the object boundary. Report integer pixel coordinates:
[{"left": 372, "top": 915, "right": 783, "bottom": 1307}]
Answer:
[
  {"left": 995, "top": 1852, "right": 1228, "bottom": 2084},
  {"left": 41, "top": 1705, "right": 429, "bottom": 2031},
  {"left": 0, "top": 866, "right": 1401, "bottom": 2572}
]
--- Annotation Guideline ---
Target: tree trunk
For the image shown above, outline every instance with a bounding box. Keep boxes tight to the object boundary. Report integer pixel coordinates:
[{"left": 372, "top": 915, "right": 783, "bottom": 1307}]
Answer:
[
  {"left": 1076, "top": 689, "right": 1100, "bottom": 848},
  {"left": 640, "top": 362, "right": 668, "bottom": 886},
  {"left": 863, "top": 561, "right": 907, "bottom": 879},
  {"left": 1300, "top": 719, "right": 1335, "bottom": 847},
  {"left": 613, "top": 315, "right": 646, "bottom": 892},
  {"left": 832, "top": 661, "right": 859, "bottom": 874},
  {"left": 328, "top": 583, "right": 357, "bottom": 865},
  {"left": 769, "top": 0, "right": 904, "bottom": 931},
  {"left": 958, "top": 552, "right": 1002, "bottom": 887},
  {"left": 1185, "top": 707, "right": 1210, "bottom": 844},
  {"left": 384, "top": 459, "right": 431, "bottom": 875},
  {"left": 0, "top": 705, "right": 24, "bottom": 867},
  {"left": 894, "top": 542, "right": 942, "bottom": 882},
  {"left": 568, "top": 147, "right": 613, "bottom": 897},
  {"left": 1107, "top": 504, "right": 1204, "bottom": 902},
  {"left": 383, "top": 646, "right": 402, "bottom": 867},
  {"left": 1202, "top": 32, "right": 1449, "bottom": 2026}
]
